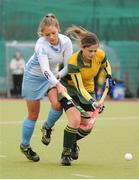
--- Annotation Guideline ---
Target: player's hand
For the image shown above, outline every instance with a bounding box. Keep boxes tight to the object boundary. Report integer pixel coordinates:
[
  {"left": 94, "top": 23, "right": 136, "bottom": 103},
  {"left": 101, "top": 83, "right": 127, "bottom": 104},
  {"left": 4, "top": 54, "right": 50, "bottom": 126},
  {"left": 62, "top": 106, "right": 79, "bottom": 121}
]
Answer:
[
  {"left": 89, "top": 99, "right": 105, "bottom": 113},
  {"left": 98, "top": 105, "right": 105, "bottom": 114},
  {"left": 106, "top": 75, "right": 115, "bottom": 93},
  {"left": 56, "top": 82, "right": 67, "bottom": 96},
  {"left": 89, "top": 99, "right": 99, "bottom": 111}
]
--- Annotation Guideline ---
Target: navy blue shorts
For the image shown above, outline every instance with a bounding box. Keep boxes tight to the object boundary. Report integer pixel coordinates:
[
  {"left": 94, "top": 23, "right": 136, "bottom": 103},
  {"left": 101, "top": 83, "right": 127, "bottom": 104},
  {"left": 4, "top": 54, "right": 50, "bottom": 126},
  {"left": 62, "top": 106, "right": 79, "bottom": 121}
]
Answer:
[{"left": 60, "top": 95, "right": 93, "bottom": 112}]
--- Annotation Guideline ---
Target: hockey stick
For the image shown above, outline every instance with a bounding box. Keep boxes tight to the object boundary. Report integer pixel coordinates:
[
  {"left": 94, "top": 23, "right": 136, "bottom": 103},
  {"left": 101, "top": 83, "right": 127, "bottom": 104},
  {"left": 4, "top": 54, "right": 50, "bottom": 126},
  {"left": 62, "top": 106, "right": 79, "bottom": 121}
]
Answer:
[
  {"left": 63, "top": 92, "right": 90, "bottom": 118},
  {"left": 63, "top": 86, "right": 109, "bottom": 118}
]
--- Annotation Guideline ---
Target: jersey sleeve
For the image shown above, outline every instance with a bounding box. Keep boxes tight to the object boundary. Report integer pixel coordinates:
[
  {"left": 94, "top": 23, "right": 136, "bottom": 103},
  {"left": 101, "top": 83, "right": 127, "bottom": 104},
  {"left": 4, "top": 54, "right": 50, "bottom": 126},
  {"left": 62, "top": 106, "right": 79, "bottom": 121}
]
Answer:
[
  {"left": 98, "top": 49, "right": 112, "bottom": 76},
  {"left": 68, "top": 63, "right": 80, "bottom": 73},
  {"left": 35, "top": 45, "right": 59, "bottom": 85},
  {"left": 101, "top": 56, "right": 112, "bottom": 76},
  {"left": 57, "top": 38, "right": 73, "bottom": 78}
]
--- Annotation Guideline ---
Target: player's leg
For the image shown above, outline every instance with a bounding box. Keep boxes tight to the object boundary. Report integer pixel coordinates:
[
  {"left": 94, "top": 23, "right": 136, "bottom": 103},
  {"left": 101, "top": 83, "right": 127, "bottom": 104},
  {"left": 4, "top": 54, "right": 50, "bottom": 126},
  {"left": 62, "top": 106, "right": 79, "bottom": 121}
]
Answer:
[
  {"left": 60, "top": 97, "right": 81, "bottom": 166},
  {"left": 71, "top": 125, "right": 93, "bottom": 160},
  {"left": 71, "top": 122, "right": 93, "bottom": 160},
  {"left": 20, "top": 100, "right": 40, "bottom": 162},
  {"left": 41, "top": 87, "right": 63, "bottom": 145},
  {"left": 71, "top": 102, "right": 94, "bottom": 160}
]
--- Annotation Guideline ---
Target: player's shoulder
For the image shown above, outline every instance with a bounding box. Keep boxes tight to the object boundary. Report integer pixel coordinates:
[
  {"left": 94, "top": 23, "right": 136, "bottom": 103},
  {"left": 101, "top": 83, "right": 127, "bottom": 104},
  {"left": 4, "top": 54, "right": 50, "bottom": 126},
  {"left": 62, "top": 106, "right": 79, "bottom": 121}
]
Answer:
[
  {"left": 68, "top": 51, "right": 79, "bottom": 65},
  {"left": 58, "top": 33, "right": 72, "bottom": 45},
  {"left": 96, "top": 48, "right": 106, "bottom": 61},
  {"left": 36, "top": 37, "right": 47, "bottom": 45},
  {"left": 35, "top": 37, "right": 48, "bottom": 51}
]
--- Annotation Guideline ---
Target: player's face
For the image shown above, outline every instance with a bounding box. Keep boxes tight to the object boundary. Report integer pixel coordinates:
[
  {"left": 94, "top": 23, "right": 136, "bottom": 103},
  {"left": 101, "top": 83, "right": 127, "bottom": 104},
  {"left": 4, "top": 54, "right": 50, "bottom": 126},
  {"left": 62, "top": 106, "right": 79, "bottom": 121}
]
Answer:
[
  {"left": 82, "top": 44, "right": 99, "bottom": 61},
  {"left": 42, "top": 25, "right": 59, "bottom": 45}
]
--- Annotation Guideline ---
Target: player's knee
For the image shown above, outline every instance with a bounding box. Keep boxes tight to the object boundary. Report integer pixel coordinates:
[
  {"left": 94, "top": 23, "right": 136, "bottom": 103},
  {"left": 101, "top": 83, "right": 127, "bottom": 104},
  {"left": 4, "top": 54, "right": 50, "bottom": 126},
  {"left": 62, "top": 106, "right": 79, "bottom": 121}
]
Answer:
[
  {"left": 28, "top": 112, "right": 39, "bottom": 120},
  {"left": 69, "top": 117, "right": 81, "bottom": 129},
  {"left": 80, "top": 117, "right": 95, "bottom": 130},
  {"left": 51, "top": 101, "right": 62, "bottom": 111}
]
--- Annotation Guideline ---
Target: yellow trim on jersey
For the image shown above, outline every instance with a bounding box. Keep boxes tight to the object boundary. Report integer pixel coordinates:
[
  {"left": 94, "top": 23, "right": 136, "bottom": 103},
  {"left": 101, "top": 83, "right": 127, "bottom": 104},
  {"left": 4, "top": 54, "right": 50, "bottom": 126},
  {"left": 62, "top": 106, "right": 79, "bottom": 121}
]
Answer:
[
  {"left": 71, "top": 73, "right": 93, "bottom": 101},
  {"left": 102, "top": 60, "right": 112, "bottom": 75}
]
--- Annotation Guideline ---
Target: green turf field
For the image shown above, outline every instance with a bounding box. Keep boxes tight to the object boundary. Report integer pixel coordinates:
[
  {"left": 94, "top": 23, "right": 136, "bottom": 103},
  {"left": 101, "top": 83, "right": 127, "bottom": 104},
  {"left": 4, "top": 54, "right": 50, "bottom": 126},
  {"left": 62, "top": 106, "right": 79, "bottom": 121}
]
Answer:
[{"left": 0, "top": 99, "right": 139, "bottom": 179}]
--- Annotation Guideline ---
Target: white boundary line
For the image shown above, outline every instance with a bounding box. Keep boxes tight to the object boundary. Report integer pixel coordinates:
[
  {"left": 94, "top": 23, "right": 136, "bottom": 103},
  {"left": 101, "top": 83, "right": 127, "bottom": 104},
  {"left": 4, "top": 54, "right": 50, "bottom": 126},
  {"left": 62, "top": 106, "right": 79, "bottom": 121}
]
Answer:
[
  {"left": 73, "top": 173, "right": 95, "bottom": 178},
  {"left": 1, "top": 179, "right": 138, "bottom": 180},
  {"left": 0, "top": 120, "right": 43, "bottom": 125},
  {"left": 0, "top": 155, "right": 7, "bottom": 158}
]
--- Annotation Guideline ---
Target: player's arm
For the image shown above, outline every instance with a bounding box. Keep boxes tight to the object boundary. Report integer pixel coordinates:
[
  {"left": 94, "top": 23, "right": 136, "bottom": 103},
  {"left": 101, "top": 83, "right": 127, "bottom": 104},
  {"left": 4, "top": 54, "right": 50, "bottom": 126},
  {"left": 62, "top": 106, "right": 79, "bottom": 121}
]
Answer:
[
  {"left": 57, "top": 38, "right": 73, "bottom": 78},
  {"left": 39, "top": 54, "right": 67, "bottom": 96},
  {"left": 101, "top": 55, "right": 115, "bottom": 92},
  {"left": 36, "top": 46, "right": 59, "bottom": 85},
  {"left": 101, "top": 56, "right": 112, "bottom": 76},
  {"left": 70, "top": 73, "right": 102, "bottom": 111},
  {"left": 68, "top": 61, "right": 95, "bottom": 102},
  {"left": 70, "top": 72, "right": 93, "bottom": 102}
]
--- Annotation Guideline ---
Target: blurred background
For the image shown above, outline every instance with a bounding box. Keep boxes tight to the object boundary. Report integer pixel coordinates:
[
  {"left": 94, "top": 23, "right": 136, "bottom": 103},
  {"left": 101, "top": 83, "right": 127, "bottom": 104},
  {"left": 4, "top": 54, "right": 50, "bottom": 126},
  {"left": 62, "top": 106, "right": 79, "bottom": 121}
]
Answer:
[{"left": 0, "top": 0, "right": 139, "bottom": 99}]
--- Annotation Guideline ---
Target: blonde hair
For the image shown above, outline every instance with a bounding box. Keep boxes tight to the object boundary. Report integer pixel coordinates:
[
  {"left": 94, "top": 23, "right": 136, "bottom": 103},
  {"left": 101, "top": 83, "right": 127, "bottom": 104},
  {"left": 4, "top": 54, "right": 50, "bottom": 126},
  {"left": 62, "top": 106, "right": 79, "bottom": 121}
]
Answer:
[
  {"left": 37, "top": 13, "right": 60, "bottom": 37},
  {"left": 65, "top": 25, "right": 99, "bottom": 48}
]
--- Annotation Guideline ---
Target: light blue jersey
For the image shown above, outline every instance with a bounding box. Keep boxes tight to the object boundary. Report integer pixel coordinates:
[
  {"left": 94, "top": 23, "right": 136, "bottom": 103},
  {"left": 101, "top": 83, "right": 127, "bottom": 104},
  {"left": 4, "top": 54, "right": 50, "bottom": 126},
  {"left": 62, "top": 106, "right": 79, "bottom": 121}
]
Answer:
[{"left": 22, "top": 34, "right": 73, "bottom": 100}]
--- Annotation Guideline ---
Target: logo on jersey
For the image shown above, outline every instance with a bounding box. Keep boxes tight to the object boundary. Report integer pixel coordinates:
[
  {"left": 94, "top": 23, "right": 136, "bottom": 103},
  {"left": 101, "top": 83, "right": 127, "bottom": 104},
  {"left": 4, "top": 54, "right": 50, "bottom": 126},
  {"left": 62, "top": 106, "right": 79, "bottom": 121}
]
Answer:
[
  {"left": 44, "top": 71, "right": 50, "bottom": 80},
  {"left": 67, "top": 101, "right": 72, "bottom": 105}
]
